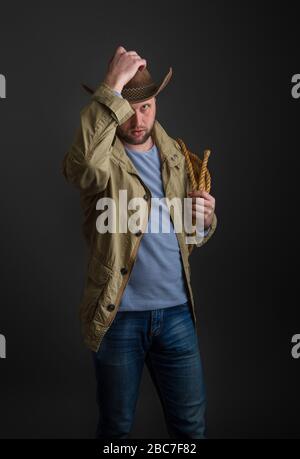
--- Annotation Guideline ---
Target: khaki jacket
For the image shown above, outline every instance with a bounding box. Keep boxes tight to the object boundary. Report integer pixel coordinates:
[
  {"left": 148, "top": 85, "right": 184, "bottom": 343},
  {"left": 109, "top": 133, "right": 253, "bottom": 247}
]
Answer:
[{"left": 62, "top": 81, "right": 217, "bottom": 352}]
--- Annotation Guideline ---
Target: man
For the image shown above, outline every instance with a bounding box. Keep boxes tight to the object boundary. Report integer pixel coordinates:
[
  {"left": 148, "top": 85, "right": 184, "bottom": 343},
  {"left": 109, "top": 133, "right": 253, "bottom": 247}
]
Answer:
[{"left": 62, "top": 46, "right": 217, "bottom": 439}]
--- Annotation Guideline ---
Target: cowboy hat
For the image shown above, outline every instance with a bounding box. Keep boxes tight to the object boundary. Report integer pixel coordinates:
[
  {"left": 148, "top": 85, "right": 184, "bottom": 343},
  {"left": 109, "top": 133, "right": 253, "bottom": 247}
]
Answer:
[{"left": 81, "top": 66, "right": 173, "bottom": 103}]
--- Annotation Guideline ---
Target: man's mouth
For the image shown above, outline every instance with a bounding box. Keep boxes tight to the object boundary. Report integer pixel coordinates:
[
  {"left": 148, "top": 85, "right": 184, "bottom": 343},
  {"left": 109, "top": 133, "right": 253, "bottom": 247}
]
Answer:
[{"left": 132, "top": 129, "right": 145, "bottom": 136}]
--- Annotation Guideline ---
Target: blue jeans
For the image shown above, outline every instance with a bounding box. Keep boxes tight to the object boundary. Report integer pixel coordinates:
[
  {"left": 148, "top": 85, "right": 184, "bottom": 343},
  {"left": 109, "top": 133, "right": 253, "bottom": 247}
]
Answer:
[{"left": 91, "top": 300, "right": 206, "bottom": 439}]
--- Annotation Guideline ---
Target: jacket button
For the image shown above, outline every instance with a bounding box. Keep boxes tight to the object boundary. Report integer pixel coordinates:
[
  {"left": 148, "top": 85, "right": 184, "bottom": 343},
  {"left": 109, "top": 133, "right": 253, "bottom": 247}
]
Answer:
[
  {"left": 107, "top": 304, "right": 115, "bottom": 311},
  {"left": 135, "top": 230, "right": 142, "bottom": 237},
  {"left": 120, "top": 267, "right": 128, "bottom": 275},
  {"left": 143, "top": 194, "right": 149, "bottom": 201}
]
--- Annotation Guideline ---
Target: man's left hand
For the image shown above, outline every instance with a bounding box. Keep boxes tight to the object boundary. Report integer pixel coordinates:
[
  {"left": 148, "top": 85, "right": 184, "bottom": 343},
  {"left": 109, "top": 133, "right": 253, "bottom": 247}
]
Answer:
[{"left": 187, "top": 190, "right": 216, "bottom": 230}]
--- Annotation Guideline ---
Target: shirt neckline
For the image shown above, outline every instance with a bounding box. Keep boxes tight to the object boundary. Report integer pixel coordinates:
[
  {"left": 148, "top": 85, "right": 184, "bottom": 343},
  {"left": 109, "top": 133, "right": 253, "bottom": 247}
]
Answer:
[{"left": 125, "top": 144, "right": 157, "bottom": 155}]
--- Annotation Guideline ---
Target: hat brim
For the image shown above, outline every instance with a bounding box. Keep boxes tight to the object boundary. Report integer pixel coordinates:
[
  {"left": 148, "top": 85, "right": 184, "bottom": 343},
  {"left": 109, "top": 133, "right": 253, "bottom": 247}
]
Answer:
[{"left": 81, "top": 67, "right": 173, "bottom": 103}]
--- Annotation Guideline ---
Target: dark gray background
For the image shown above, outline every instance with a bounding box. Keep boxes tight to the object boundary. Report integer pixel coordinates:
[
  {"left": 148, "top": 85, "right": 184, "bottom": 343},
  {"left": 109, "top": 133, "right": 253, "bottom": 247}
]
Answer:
[{"left": 0, "top": 1, "right": 299, "bottom": 438}]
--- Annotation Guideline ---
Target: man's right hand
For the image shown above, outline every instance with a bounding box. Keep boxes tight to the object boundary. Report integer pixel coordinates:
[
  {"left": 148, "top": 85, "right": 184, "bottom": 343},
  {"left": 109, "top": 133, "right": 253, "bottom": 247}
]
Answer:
[{"left": 103, "top": 46, "right": 147, "bottom": 94}]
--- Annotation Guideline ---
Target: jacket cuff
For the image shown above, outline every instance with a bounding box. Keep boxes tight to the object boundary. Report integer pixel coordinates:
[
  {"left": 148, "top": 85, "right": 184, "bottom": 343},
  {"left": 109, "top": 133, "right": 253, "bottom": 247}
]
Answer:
[
  {"left": 188, "top": 213, "right": 217, "bottom": 253},
  {"left": 198, "top": 226, "right": 210, "bottom": 237},
  {"left": 195, "top": 212, "right": 217, "bottom": 247},
  {"left": 92, "top": 81, "right": 134, "bottom": 125}
]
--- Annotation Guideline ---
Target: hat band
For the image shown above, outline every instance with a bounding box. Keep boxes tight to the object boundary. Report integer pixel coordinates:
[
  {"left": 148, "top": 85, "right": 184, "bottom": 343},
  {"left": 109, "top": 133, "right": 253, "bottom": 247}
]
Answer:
[{"left": 122, "top": 83, "right": 157, "bottom": 101}]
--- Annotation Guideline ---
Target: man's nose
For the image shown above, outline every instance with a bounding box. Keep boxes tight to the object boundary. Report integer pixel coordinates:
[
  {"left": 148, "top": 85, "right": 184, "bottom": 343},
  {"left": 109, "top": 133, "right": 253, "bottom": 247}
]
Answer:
[{"left": 132, "top": 111, "right": 143, "bottom": 126}]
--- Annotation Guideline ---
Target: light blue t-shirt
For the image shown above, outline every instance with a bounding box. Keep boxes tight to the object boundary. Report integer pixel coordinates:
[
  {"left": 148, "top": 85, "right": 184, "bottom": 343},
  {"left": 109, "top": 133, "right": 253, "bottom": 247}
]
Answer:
[{"left": 118, "top": 144, "right": 189, "bottom": 311}]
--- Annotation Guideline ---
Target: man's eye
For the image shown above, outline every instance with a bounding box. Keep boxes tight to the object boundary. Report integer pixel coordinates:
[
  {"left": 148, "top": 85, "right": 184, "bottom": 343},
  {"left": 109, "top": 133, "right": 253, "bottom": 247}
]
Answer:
[{"left": 143, "top": 104, "right": 149, "bottom": 109}]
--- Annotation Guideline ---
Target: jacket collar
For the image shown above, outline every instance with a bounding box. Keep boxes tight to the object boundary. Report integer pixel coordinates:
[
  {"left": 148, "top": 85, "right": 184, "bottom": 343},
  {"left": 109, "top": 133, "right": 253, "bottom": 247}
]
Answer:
[{"left": 112, "top": 119, "right": 184, "bottom": 174}]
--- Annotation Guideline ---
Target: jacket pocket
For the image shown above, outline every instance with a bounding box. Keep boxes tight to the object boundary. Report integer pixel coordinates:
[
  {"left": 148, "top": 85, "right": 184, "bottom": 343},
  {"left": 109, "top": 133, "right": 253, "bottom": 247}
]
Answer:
[
  {"left": 79, "top": 256, "right": 112, "bottom": 323},
  {"left": 87, "top": 254, "right": 113, "bottom": 286}
]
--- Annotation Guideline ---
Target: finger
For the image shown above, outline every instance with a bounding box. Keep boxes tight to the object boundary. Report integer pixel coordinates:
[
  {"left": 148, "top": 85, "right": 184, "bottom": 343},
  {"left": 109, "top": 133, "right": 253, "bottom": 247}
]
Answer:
[
  {"left": 192, "top": 207, "right": 205, "bottom": 216},
  {"left": 204, "top": 207, "right": 214, "bottom": 217},
  {"left": 134, "top": 58, "right": 147, "bottom": 71},
  {"left": 200, "top": 190, "right": 213, "bottom": 200},
  {"left": 114, "top": 46, "right": 127, "bottom": 60},
  {"left": 190, "top": 196, "right": 206, "bottom": 205},
  {"left": 109, "top": 46, "right": 126, "bottom": 66},
  {"left": 192, "top": 203, "right": 205, "bottom": 212},
  {"left": 193, "top": 204, "right": 214, "bottom": 216},
  {"left": 188, "top": 190, "right": 213, "bottom": 200},
  {"left": 126, "top": 53, "right": 141, "bottom": 60},
  {"left": 195, "top": 197, "right": 206, "bottom": 205},
  {"left": 130, "top": 55, "right": 144, "bottom": 61},
  {"left": 188, "top": 191, "right": 206, "bottom": 199},
  {"left": 126, "top": 50, "right": 140, "bottom": 56},
  {"left": 116, "top": 45, "right": 127, "bottom": 54},
  {"left": 193, "top": 196, "right": 213, "bottom": 207},
  {"left": 192, "top": 210, "right": 205, "bottom": 220}
]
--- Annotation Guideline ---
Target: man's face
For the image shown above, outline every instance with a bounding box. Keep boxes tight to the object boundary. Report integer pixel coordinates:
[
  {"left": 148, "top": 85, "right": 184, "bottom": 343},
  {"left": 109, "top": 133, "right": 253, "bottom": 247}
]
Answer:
[{"left": 116, "top": 96, "right": 156, "bottom": 145}]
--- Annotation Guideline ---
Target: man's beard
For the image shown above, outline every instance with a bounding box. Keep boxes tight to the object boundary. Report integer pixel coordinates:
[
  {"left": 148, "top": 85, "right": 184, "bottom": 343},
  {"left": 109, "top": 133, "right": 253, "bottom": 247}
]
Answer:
[{"left": 117, "top": 123, "right": 154, "bottom": 145}]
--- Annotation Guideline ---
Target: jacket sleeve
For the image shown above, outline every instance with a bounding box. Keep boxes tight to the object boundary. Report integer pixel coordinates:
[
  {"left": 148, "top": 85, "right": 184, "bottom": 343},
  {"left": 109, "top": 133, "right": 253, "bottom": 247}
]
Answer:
[
  {"left": 187, "top": 212, "right": 217, "bottom": 255},
  {"left": 62, "top": 82, "right": 135, "bottom": 193}
]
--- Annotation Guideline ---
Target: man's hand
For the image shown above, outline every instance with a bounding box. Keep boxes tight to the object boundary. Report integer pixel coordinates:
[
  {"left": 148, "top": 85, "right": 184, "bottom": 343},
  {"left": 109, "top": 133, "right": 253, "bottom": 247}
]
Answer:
[
  {"left": 187, "top": 190, "right": 216, "bottom": 230},
  {"left": 103, "top": 45, "right": 147, "bottom": 93}
]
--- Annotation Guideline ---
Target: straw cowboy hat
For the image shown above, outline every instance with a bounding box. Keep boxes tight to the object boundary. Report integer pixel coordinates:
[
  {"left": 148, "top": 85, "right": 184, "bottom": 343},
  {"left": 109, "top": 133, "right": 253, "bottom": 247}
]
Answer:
[{"left": 81, "top": 66, "right": 173, "bottom": 104}]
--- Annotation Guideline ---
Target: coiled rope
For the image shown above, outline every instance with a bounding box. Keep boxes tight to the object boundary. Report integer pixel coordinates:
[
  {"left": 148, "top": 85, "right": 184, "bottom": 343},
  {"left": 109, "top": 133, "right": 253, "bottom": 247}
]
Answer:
[{"left": 175, "top": 138, "right": 212, "bottom": 231}]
